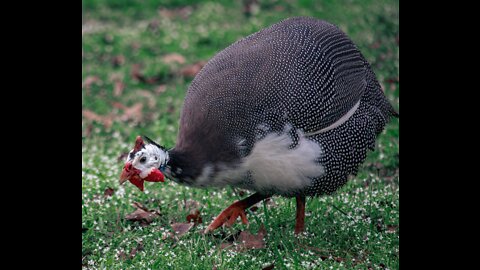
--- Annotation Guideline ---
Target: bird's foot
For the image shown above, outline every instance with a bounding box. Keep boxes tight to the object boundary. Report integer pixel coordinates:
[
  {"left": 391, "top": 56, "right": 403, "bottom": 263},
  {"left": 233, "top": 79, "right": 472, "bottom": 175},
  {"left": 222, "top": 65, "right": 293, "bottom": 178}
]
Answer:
[{"left": 204, "top": 200, "right": 249, "bottom": 233}]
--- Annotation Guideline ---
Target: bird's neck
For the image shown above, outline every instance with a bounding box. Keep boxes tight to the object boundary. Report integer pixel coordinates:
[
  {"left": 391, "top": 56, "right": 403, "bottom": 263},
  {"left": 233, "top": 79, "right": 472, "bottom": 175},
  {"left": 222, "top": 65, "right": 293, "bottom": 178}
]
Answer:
[{"left": 162, "top": 148, "right": 203, "bottom": 185}]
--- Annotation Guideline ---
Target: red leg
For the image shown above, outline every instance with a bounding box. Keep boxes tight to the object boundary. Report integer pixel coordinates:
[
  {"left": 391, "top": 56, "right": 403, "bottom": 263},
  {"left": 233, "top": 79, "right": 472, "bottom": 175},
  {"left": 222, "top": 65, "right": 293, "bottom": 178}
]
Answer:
[
  {"left": 294, "top": 195, "right": 306, "bottom": 234},
  {"left": 204, "top": 192, "right": 269, "bottom": 233}
]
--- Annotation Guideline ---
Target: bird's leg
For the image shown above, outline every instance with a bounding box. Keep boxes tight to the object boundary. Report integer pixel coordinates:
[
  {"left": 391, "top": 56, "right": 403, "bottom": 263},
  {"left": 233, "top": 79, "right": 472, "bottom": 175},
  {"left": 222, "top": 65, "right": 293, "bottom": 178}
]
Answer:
[
  {"left": 204, "top": 192, "right": 269, "bottom": 233},
  {"left": 294, "top": 195, "right": 306, "bottom": 234}
]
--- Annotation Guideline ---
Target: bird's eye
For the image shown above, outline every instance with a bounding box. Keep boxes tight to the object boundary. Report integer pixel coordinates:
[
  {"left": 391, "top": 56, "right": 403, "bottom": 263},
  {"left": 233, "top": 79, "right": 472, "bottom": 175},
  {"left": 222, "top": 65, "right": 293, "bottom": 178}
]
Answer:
[
  {"left": 155, "top": 157, "right": 158, "bottom": 160},
  {"left": 140, "top": 157, "right": 147, "bottom": 163}
]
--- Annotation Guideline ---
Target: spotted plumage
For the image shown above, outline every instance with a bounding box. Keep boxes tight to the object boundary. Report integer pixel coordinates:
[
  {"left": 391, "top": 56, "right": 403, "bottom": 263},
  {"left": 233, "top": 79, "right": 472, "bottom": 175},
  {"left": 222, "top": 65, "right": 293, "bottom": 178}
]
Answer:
[
  {"left": 166, "top": 17, "right": 397, "bottom": 197},
  {"left": 121, "top": 16, "right": 398, "bottom": 234}
]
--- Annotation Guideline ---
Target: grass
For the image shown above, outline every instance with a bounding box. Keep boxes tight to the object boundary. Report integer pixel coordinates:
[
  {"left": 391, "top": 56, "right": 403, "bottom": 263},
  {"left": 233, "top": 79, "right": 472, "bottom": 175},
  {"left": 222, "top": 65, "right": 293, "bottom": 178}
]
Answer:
[{"left": 82, "top": 0, "right": 399, "bottom": 269}]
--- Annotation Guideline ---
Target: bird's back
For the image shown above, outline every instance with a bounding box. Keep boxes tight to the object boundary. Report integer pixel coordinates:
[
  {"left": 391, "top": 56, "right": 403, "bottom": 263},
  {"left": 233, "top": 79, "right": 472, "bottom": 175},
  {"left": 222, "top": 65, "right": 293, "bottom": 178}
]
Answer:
[{"left": 174, "top": 17, "right": 396, "bottom": 196}]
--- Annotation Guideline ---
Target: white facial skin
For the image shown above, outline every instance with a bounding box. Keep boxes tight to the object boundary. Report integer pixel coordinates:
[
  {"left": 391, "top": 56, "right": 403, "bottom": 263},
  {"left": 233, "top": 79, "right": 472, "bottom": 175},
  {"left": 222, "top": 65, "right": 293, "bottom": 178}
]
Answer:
[{"left": 126, "top": 144, "right": 169, "bottom": 178}]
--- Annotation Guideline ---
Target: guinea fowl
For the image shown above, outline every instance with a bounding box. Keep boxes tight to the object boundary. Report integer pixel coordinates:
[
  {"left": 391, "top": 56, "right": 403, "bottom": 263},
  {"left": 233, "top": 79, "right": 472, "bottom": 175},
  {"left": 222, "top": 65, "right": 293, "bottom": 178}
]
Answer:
[{"left": 119, "top": 17, "right": 398, "bottom": 234}]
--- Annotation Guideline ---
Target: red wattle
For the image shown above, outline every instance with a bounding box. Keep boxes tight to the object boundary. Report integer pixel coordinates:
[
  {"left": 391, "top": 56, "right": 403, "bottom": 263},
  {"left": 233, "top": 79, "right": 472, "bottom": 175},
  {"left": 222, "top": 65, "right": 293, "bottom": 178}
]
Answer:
[
  {"left": 144, "top": 168, "right": 164, "bottom": 182},
  {"left": 128, "top": 175, "right": 145, "bottom": 191}
]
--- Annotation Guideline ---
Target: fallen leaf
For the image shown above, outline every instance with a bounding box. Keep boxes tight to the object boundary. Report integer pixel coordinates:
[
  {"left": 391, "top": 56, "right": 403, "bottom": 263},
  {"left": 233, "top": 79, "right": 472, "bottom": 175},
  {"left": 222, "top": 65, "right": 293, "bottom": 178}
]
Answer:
[
  {"left": 82, "top": 110, "right": 114, "bottom": 129},
  {"left": 180, "top": 61, "right": 207, "bottom": 78},
  {"left": 125, "top": 202, "right": 160, "bottom": 225},
  {"left": 118, "top": 251, "right": 127, "bottom": 260},
  {"left": 220, "top": 242, "right": 233, "bottom": 249},
  {"left": 155, "top": 85, "right": 167, "bottom": 94},
  {"left": 262, "top": 263, "right": 275, "bottom": 270},
  {"left": 386, "top": 225, "right": 398, "bottom": 233},
  {"left": 129, "top": 242, "right": 144, "bottom": 259},
  {"left": 171, "top": 222, "right": 194, "bottom": 237},
  {"left": 112, "top": 55, "right": 125, "bottom": 67},
  {"left": 162, "top": 53, "right": 186, "bottom": 65},
  {"left": 83, "top": 76, "right": 101, "bottom": 90},
  {"left": 158, "top": 7, "right": 192, "bottom": 19},
  {"left": 132, "top": 202, "right": 149, "bottom": 212},
  {"left": 113, "top": 81, "right": 125, "bottom": 97},
  {"left": 131, "top": 64, "right": 164, "bottom": 84},
  {"left": 136, "top": 90, "right": 156, "bottom": 108},
  {"left": 221, "top": 226, "right": 266, "bottom": 252},
  {"left": 84, "top": 123, "right": 93, "bottom": 137},
  {"left": 148, "top": 20, "right": 159, "bottom": 32},
  {"left": 125, "top": 208, "right": 158, "bottom": 224},
  {"left": 237, "top": 226, "right": 266, "bottom": 250},
  {"left": 186, "top": 209, "right": 203, "bottom": 225},
  {"left": 180, "top": 199, "right": 203, "bottom": 225},
  {"left": 112, "top": 102, "right": 144, "bottom": 123},
  {"left": 104, "top": 187, "right": 114, "bottom": 197}
]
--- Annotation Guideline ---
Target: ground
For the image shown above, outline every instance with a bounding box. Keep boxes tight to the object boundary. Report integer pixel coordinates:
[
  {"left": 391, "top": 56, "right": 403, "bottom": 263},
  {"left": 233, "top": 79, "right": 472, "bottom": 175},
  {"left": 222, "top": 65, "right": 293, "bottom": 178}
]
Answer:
[{"left": 82, "top": 0, "right": 399, "bottom": 269}]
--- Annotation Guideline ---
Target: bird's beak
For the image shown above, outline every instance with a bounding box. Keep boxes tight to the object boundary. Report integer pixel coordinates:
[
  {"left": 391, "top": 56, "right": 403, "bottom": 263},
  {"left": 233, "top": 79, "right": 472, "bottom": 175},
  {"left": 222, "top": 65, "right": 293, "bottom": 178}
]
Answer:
[
  {"left": 120, "top": 162, "right": 136, "bottom": 183},
  {"left": 119, "top": 162, "right": 164, "bottom": 192},
  {"left": 120, "top": 162, "right": 144, "bottom": 190}
]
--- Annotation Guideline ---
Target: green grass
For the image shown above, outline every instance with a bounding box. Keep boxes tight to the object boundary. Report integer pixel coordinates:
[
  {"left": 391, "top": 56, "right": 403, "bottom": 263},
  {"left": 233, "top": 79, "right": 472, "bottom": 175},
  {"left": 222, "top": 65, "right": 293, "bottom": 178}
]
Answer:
[{"left": 82, "top": 0, "right": 399, "bottom": 269}]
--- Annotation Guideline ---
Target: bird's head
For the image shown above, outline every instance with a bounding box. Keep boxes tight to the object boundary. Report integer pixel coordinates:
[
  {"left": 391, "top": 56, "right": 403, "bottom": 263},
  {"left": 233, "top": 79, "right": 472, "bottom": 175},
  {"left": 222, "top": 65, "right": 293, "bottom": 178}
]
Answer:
[{"left": 119, "top": 136, "right": 169, "bottom": 191}]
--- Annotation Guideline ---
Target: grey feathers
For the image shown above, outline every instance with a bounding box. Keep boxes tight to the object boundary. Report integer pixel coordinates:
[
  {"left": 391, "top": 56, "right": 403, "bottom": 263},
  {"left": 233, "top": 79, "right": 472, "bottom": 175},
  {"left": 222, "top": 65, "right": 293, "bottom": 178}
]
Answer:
[{"left": 172, "top": 17, "right": 397, "bottom": 196}]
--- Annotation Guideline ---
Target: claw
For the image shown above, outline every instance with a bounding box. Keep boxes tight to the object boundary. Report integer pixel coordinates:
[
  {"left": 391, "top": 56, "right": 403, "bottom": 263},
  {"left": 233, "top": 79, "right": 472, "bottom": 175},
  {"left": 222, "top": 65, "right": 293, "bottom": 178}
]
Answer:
[{"left": 204, "top": 201, "right": 248, "bottom": 233}]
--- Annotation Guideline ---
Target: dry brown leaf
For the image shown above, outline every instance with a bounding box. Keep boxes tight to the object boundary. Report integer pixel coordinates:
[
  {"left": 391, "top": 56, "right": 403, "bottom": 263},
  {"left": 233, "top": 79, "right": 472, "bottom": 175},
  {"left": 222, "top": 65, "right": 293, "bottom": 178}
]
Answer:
[
  {"left": 162, "top": 53, "right": 186, "bottom": 65},
  {"left": 171, "top": 222, "right": 194, "bottom": 237},
  {"left": 83, "top": 76, "right": 101, "bottom": 90},
  {"left": 158, "top": 7, "right": 192, "bottom": 19},
  {"left": 118, "top": 242, "right": 144, "bottom": 260},
  {"left": 125, "top": 203, "right": 160, "bottom": 225},
  {"left": 132, "top": 202, "right": 149, "bottom": 212},
  {"left": 262, "top": 263, "right": 275, "bottom": 270},
  {"left": 136, "top": 90, "right": 156, "bottom": 108},
  {"left": 112, "top": 55, "right": 125, "bottom": 67},
  {"left": 113, "top": 81, "right": 125, "bottom": 97},
  {"left": 131, "top": 64, "right": 163, "bottom": 84},
  {"left": 129, "top": 242, "right": 144, "bottom": 259},
  {"left": 181, "top": 199, "right": 203, "bottom": 225},
  {"left": 237, "top": 226, "right": 266, "bottom": 250},
  {"left": 84, "top": 123, "right": 93, "bottom": 137},
  {"left": 82, "top": 110, "right": 114, "bottom": 129},
  {"left": 155, "top": 85, "right": 167, "bottom": 94},
  {"left": 186, "top": 209, "right": 203, "bottom": 225},
  {"left": 221, "top": 226, "right": 266, "bottom": 252},
  {"left": 118, "top": 251, "right": 127, "bottom": 260},
  {"left": 180, "top": 61, "right": 207, "bottom": 78},
  {"left": 386, "top": 225, "right": 398, "bottom": 233},
  {"left": 104, "top": 187, "right": 114, "bottom": 197},
  {"left": 125, "top": 209, "right": 158, "bottom": 224},
  {"left": 112, "top": 102, "right": 144, "bottom": 122}
]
